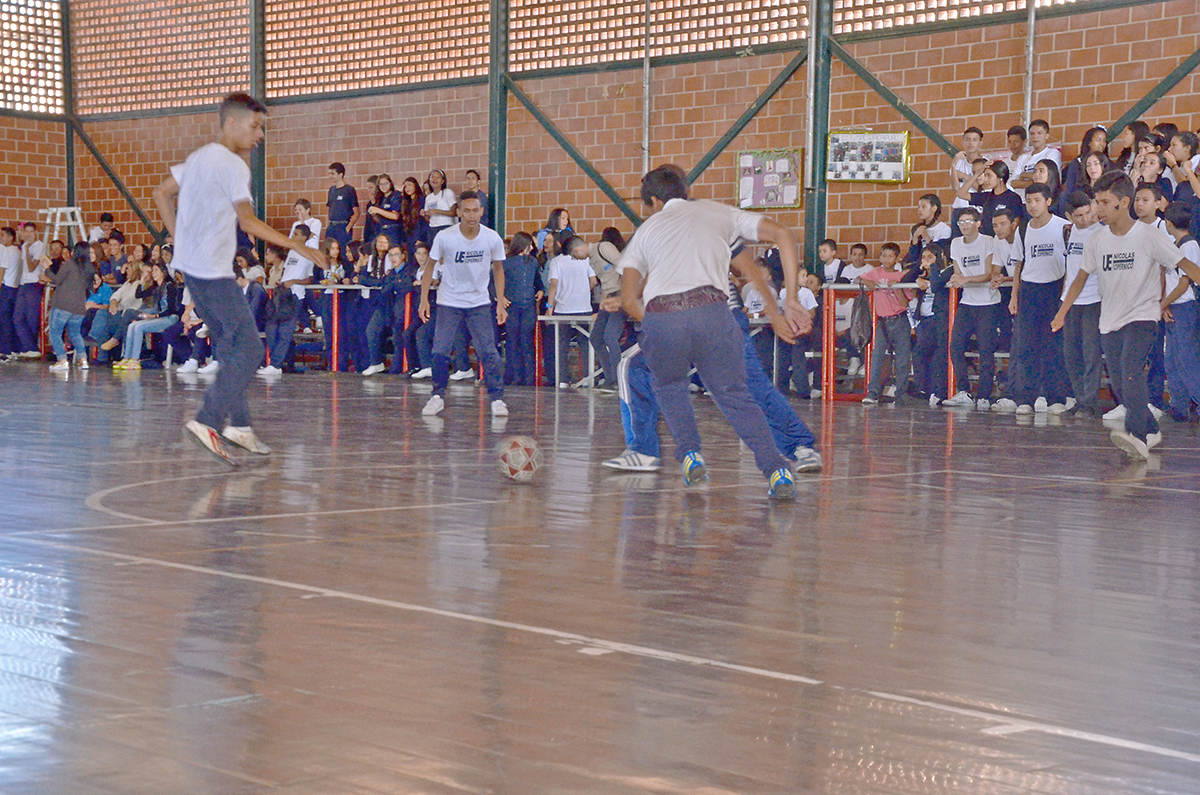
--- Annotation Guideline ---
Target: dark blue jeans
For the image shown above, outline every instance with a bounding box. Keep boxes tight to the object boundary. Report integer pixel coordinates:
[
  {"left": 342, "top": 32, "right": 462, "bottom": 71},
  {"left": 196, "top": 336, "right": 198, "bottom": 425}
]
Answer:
[
  {"left": 431, "top": 304, "right": 503, "bottom": 399},
  {"left": 618, "top": 346, "right": 661, "bottom": 458},
  {"left": 1101, "top": 321, "right": 1160, "bottom": 441},
  {"left": 185, "top": 274, "right": 264, "bottom": 429},
  {"left": 1165, "top": 301, "right": 1200, "bottom": 413},
  {"left": 913, "top": 313, "right": 948, "bottom": 397},
  {"left": 733, "top": 310, "right": 816, "bottom": 454},
  {"left": 0, "top": 285, "right": 17, "bottom": 354},
  {"left": 1011, "top": 279, "right": 1068, "bottom": 405},
  {"left": 14, "top": 283, "right": 43, "bottom": 353},
  {"left": 1062, "top": 302, "right": 1102, "bottom": 411},
  {"left": 265, "top": 293, "right": 300, "bottom": 368},
  {"left": 591, "top": 308, "right": 625, "bottom": 385},
  {"left": 505, "top": 302, "right": 537, "bottom": 385},
  {"left": 640, "top": 301, "right": 788, "bottom": 476},
  {"left": 951, "top": 303, "right": 1000, "bottom": 399}
]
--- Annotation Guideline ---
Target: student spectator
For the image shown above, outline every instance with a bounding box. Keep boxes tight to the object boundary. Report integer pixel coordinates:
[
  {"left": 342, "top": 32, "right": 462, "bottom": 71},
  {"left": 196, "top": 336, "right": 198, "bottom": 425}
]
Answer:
[
  {"left": 988, "top": 206, "right": 1023, "bottom": 377},
  {"left": 325, "top": 162, "right": 360, "bottom": 248},
  {"left": 858, "top": 242, "right": 914, "bottom": 405},
  {"left": 1111, "top": 121, "right": 1151, "bottom": 176},
  {"left": 89, "top": 259, "right": 145, "bottom": 363},
  {"left": 43, "top": 242, "right": 92, "bottom": 371},
  {"left": 363, "top": 242, "right": 406, "bottom": 376},
  {"left": 546, "top": 235, "right": 597, "bottom": 387},
  {"left": 1001, "top": 125, "right": 1030, "bottom": 198},
  {"left": 260, "top": 229, "right": 314, "bottom": 375},
  {"left": 949, "top": 126, "right": 986, "bottom": 218},
  {"left": 943, "top": 207, "right": 998, "bottom": 409},
  {"left": 422, "top": 169, "right": 457, "bottom": 243},
  {"left": 99, "top": 230, "right": 127, "bottom": 284},
  {"left": 1009, "top": 183, "right": 1070, "bottom": 414},
  {"left": 82, "top": 270, "right": 112, "bottom": 337},
  {"left": 1062, "top": 126, "right": 1108, "bottom": 198},
  {"left": 410, "top": 242, "right": 439, "bottom": 379},
  {"left": 1031, "top": 158, "right": 1063, "bottom": 207},
  {"left": 113, "top": 262, "right": 182, "bottom": 370},
  {"left": 291, "top": 198, "right": 322, "bottom": 240},
  {"left": 818, "top": 238, "right": 844, "bottom": 283},
  {"left": 904, "top": 194, "right": 951, "bottom": 268},
  {"left": 399, "top": 177, "right": 425, "bottom": 262},
  {"left": 315, "top": 236, "right": 350, "bottom": 371},
  {"left": 366, "top": 174, "right": 403, "bottom": 247},
  {"left": 88, "top": 212, "right": 115, "bottom": 244},
  {"left": 536, "top": 208, "right": 573, "bottom": 252},
  {"left": 1136, "top": 152, "right": 1174, "bottom": 204},
  {"left": 1165, "top": 131, "right": 1200, "bottom": 236},
  {"left": 464, "top": 169, "right": 489, "bottom": 228},
  {"left": 13, "top": 222, "right": 47, "bottom": 358},
  {"left": 589, "top": 227, "right": 626, "bottom": 389},
  {"left": 1133, "top": 183, "right": 1171, "bottom": 411},
  {"left": 910, "top": 243, "right": 953, "bottom": 405},
  {"left": 1057, "top": 190, "right": 1104, "bottom": 418},
  {"left": 1012, "top": 118, "right": 1062, "bottom": 191},
  {"left": 957, "top": 160, "right": 1025, "bottom": 236},
  {"left": 776, "top": 271, "right": 821, "bottom": 399},
  {"left": 498, "top": 232, "right": 538, "bottom": 386},
  {"left": 1053, "top": 171, "right": 1200, "bottom": 460},
  {"left": 1162, "top": 202, "right": 1200, "bottom": 422},
  {"left": 0, "top": 226, "right": 20, "bottom": 358},
  {"left": 361, "top": 174, "right": 380, "bottom": 244}
]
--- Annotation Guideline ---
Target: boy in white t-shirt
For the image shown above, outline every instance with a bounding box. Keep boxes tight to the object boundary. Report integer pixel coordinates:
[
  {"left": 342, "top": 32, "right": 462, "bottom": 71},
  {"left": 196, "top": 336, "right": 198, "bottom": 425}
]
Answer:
[
  {"left": 418, "top": 190, "right": 508, "bottom": 417},
  {"left": 1058, "top": 190, "right": 1104, "bottom": 418},
  {"left": 1012, "top": 118, "right": 1062, "bottom": 192},
  {"left": 259, "top": 227, "right": 315, "bottom": 375},
  {"left": 290, "top": 198, "right": 322, "bottom": 240},
  {"left": 0, "top": 226, "right": 20, "bottom": 357},
  {"left": 546, "top": 236, "right": 597, "bottom": 387},
  {"left": 1053, "top": 172, "right": 1200, "bottom": 459},
  {"left": 1162, "top": 202, "right": 1200, "bottom": 422},
  {"left": 777, "top": 272, "right": 819, "bottom": 398},
  {"left": 943, "top": 207, "right": 998, "bottom": 409},
  {"left": 154, "top": 93, "right": 325, "bottom": 465}
]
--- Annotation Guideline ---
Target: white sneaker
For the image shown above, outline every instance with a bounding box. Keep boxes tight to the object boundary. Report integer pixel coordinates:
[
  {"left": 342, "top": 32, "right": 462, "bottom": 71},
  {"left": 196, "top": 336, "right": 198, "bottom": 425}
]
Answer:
[
  {"left": 1064, "top": 397, "right": 1077, "bottom": 410},
  {"left": 1110, "top": 429, "right": 1149, "bottom": 460},
  {"left": 811, "top": 389, "right": 822, "bottom": 398},
  {"left": 1034, "top": 396, "right": 1049, "bottom": 413},
  {"left": 450, "top": 369, "right": 474, "bottom": 381},
  {"left": 992, "top": 398, "right": 1018, "bottom": 413},
  {"left": 1147, "top": 431, "right": 1163, "bottom": 450},
  {"left": 1103, "top": 404, "right": 1127, "bottom": 421},
  {"left": 928, "top": 394, "right": 941, "bottom": 408},
  {"left": 559, "top": 382, "right": 571, "bottom": 389},
  {"left": 884, "top": 385, "right": 896, "bottom": 398},
  {"left": 790, "top": 447, "right": 824, "bottom": 473},
  {"left": 362, "top": 363, "right": 386, "bottom": 376},
  {"left": 75, "top": 352, "right": 89, "bottom": 370},
  {"left": 183, "top": 420, "right": 237, "bottom": 467},
  {"left": 177, "top": 358, "right": 199, "bottom": 373},
  {"left": 975, "top": 398, "right": 990, "bottom": 411},
  {"left": 422, "top": 394, "right": 444, "bottom": 416},
  {"left": 222, "top": 425, "right": 271, "bottom": 455},
  {"left": 602, "top": 450, "right": 661, "bottom": 471},
  {"left": 257, "top": 365, "right": 282, "bottom": 376},
  {"left": 49, "top": 359, "right": 69, "bottom": 371},
  {"left": 19, "top": 350, "right": 41, "bottom": 359},
  {"left": 491, "top": 399, "right": 509, "bottom": 416},
  {"left": 1150, "top": 404, "right": 1164, "bottom": 420},
  {"left": 411, "top": 367, "right": 432, "bottom": 379},
  {"left": 1048, "top": 401, "right": 1069, "bottom": 414},
  {"left": 941, "top": 391, "right": 974, "bottom": 407},
  {"left": 861, "top": 396, "right": 878, "bottom": 405},
  {"left": 848, "top": 357, "right": 862, "bottom": 376},
  {"left": 1015, "top": 403, "right": 1034, "bottom": 415},
  {"left": 198, "top": 360, "right": 220, "bottom": 374}
]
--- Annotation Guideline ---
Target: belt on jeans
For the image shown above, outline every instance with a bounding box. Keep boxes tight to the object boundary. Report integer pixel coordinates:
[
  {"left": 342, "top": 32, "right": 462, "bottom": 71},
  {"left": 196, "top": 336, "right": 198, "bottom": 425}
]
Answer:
[{"left": 645, "top": 285, "right": 726, "bottom": 313}]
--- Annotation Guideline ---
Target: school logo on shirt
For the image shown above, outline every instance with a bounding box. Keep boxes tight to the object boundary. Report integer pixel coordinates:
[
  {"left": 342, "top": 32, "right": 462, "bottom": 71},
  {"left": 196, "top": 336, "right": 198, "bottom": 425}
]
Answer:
[
  {"left": 1029, "top": 243, "right": 1058, "bottom": 258},
  {"left": 1102, "top": 252, "right": 1136, "bottom": 272},
  {"left": 454, "top": 250, "right": 488, "bottom": 264}
]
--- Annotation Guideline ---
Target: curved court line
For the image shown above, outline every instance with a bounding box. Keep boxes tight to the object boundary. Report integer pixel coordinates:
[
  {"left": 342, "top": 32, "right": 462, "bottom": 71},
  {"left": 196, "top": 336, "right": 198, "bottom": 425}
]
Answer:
[{"left": 11, "top": 534, "right": 1200, "bottom": 768}]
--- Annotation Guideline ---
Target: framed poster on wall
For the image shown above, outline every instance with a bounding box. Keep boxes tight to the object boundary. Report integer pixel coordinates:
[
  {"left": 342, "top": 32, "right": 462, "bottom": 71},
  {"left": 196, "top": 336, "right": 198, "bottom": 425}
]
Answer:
[
  {"left": 737, "top": 148, "right": 804, "bottom": 209},
  {"left": 827, "top": 131, "right": 910, "bottom": 183}
]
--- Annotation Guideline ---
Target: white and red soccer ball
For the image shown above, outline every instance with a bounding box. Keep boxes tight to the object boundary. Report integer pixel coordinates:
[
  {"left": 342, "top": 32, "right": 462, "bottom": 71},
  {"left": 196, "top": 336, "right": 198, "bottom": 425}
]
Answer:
[{"left": 496, "top": 435, "right": 543, "bottom": 482}]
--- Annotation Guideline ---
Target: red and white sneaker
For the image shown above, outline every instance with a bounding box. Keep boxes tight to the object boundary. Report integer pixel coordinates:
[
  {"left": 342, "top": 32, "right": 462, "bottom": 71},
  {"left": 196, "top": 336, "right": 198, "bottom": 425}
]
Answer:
[{"left": 184, "top": 420, "right": 238, "bottom": 467}]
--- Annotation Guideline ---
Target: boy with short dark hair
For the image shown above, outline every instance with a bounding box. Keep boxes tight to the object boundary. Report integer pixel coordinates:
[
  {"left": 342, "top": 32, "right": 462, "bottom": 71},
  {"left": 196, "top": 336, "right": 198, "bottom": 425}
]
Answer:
[
  {"left": 858, "top": 242, "right": 913, "bottom": 405},
  {"left": 1053, "top": 172, "right": 1200, "bottom": 460},
  {"left": 944, "top": 206, "right": 998, "bottom": 409},
  {"left": 325, "top": 163, "right": 359, "bottom": 248},
  {"left": 1058, "top": 190, "right": 1104, "bottom": 417},
  {"left": 1002, "top": 125, "right": 1029, "bottom": 198},
  {"left": 259, "top": 228, "right": 315, "bottom": 376},
  {"left": 1161, "top": 201, "right": 1200, "bottom": 421},
  {"left": 291, "top": 198, "right": 322, "bottom": 240},
  {"left": 0, "top": 226, "right": 20, "bottom": 357},
  {"left": 1012, "top": 118, "right": 1061, "bottom": 191}
]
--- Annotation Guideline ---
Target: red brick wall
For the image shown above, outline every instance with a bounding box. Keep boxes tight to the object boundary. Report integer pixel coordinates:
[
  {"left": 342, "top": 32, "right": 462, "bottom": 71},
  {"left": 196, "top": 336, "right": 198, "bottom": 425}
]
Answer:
[
  {"left": 0, "top": 116, "right": 67, "bottom": 231},
  {"left": 60, "top": 0, "right": 1200, "bottom": 261}
]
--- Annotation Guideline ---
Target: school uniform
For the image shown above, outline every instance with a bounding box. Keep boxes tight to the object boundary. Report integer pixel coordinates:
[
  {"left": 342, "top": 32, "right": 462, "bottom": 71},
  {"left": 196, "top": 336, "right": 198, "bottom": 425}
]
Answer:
[
  {"left": 1164, "top": 234, "right": 1200, "bottom": 417},
  {"left": 1010, "top": 216, "right": 1071, "bottom": 407},
  {"left": 949, "top": 234, "right": 999, "bottom": 399},
  {"left": 502, "top": 253, "right": 541, "bottom": 385}
]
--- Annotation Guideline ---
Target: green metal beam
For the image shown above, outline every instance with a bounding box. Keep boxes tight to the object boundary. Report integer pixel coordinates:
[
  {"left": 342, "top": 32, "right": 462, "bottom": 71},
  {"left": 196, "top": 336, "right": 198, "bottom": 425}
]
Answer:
[
  {"left": 687, "top": 49, "right": 808, "bottom": 185},
  {"left": 828, "top": 38, "right": 957, "bottom": 158},
  {"left": 487, "top": 0, "right": 509, "bottom": 235},
  {"left": 804, "top": 0, "right": 832, "bottom": 269},
  {"left": 249, "top": 0, "right": 267, "bottom": 227},
  {"left": 504, "top": 75, "right": 642, "bottom": 226},
  {"left": 70, "top": 120, "right": 160, "bottom": 239},
  {"left": 65, "top": 124, "right": 75, "bottom": 207},
  {"left": 60, "top": 0, "right": 76, "bottom": 207},
  {"left": 1109, "top": 48, "right": 1200, "bottom": 138}
]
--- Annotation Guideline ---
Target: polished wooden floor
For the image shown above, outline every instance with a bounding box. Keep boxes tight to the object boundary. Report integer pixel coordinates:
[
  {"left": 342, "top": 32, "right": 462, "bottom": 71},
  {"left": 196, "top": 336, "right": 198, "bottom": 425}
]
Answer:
[{"left": 2, "top": 361, "right": 1200, "bottom": 794}]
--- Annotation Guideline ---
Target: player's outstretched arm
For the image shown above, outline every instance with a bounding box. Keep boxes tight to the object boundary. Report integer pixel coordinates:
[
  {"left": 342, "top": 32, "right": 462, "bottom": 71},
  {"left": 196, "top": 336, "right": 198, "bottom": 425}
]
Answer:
[{"left": 152, "top": 176, "right": 180, "bottom": 239}]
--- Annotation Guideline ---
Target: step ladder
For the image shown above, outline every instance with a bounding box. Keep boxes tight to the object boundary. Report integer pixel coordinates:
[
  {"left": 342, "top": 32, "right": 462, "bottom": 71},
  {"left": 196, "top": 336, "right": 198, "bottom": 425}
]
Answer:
[{"left": 39, "top": 207, "right": 87, "bottom": 247}]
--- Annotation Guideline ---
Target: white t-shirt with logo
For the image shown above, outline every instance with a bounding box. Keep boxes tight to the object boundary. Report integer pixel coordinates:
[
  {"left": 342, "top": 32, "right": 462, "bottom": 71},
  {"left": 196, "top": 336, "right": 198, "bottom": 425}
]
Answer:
[
  {"left": 19, "top": 240, "right": 46, "bottom": 285},
  {"left": 989, "top": 231, "right": 1023, "bottom": 279},
  {"left": 548, "top": 254, "right": 594, "bottom": 314},
  {"left": 1063, "top": 222, "right": 1102, "bottom": 306},
  {"left": 280, "top": 250, "right": 314, "bottom": 299},
  {"left": 1080, "top": 222, "right": 1188, "bottom": 334},
  {"left": 425, "top": 188, "right": 458, "bottom": 229},
  {"left": 170, "top": 142, "right": 253, "bottom": 280},
  {"left": 951, "top": 234, "right": 998, "bottom": 306},
  {"left": 1166, "top": 236, "right": 1199, "bottom": 306},
  {"left": 1, "top": 244, "right": 23, "bottom": 289},
  {"left": 1020, "top": 216, "right": 1069, "bottom": 283},
  {"left": 428, "top": 224, "right": 506, "bottom": 308}
]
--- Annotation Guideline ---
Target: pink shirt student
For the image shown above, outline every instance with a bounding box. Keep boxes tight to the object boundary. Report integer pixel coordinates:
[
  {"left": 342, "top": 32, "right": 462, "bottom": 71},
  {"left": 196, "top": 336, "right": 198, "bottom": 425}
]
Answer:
[{"left": 858, "top": 250, "right": 913, "bottom": 317}]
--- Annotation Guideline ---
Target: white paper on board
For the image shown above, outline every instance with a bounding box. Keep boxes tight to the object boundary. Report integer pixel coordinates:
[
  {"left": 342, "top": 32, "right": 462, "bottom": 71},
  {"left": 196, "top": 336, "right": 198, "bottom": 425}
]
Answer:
[
  {"left": 782, "top": 185, "right": 798, "bottom": 204},
  {"left": 776, "top": 159, "right": 790, "bottom": 173},
  {"left": 739, "top": 154, "right": 754, "bottom": 168}
]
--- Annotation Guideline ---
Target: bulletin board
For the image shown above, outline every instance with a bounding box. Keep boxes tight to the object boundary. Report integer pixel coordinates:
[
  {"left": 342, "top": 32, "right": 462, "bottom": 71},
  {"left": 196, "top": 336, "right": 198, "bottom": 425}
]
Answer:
[
  {"left": 737, "top": 148, "right": 804, "bottom": 209},
  {"left": 827, "top": 131, "right": 910, "bottom": 183}
]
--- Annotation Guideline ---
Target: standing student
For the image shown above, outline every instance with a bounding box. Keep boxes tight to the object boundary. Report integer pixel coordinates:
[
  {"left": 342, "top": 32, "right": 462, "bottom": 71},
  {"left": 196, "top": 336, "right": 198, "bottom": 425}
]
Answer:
[
  {"left": 0, "top": 227, "right": 20, "bottom": 358},
  {"left": 904, "top": 194, "right": 951, "bottom": 268},
  {"left": 1057, "top": 190, "right": 1104, "bottom": 418},
  {"left": 956, "top": 160, "right": 1025, "bottom": 236},
  {"left": 259, "top": 227, "right": 315, "bottom": 375},
  {"left": 949, "top": 127, "right": 986, "bottom": 222},
  {"left": 589, "top": 228, "right": 626, "bottom": 389},
  {"left": 366, "top": 174, "right": 403, "bottom": 247},
  {"left": 943, "top": 207, "right": 998, "bottom": 409},
  {"left": 1110, "top": 121, "right": 1151, "bottom": 176},
  {"left": 13, "top": 222, "right": 47, "bottom": 358},
  {"left": 153, "top": 93, "right": 325, "bottom": 465},
  {"left": 464, "top": 169, "right": 489, "bottom": 228},
  {"left": 1053, "top": 171, "right": 1200, "bottom": 460},
  {"left": 398, "top": 177, "right": 425, "bottom": 262},
  {"left": 910, "top": 244, "right": 953, "bottom": 405},
  {"left": 42, "top": 242, "right": 92, "bottom": 371},
  {"left": 1162, "top": 202, "right": 1200, "bottom": 422},
  {"left": 502, "top": 232, "right": 541, "bottom": 386},
  {"left": 1133, "top": 182, "right": 1172, "bottom": 411},
  {"left": 616, "top": 165, "right": 807, "bottom": 499},
  {"left": 1009, "top": 183, "right": 1070, "bottom": 413},
  {"left": 858, "top": 242, "right": 914, "bottom": 405},
  {"left": 546, "top": 235, "right": 597, "bottom": 387},
  {"left": 1001, "top": 125, "right": 1030, "bottom": 199},
  {"left": 1012, "top": 118, "right": 1062, "bottom": 191},
  {"left": 418, "top": 190, "right": 508, "bottom": 418},
  {"left": 1062, "top": 126, "right": 1108, "bottom": 198},
  {"left": 325, "top": 162, "right": 359, "bottom": 248},
  {"left": 291, "top": 198, "right": 322, "bottom": 240},
  {"left": 422, "top": 169, "right": 457, "bottom": 243}
]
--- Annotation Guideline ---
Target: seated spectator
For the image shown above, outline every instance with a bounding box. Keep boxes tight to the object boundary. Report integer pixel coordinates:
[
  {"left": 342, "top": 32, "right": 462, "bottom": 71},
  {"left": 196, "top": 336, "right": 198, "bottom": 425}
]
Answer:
[
  {"left": 260, "top": 229, "right": 314, "bottom": 375},
  {"left": 88, "top": 212, "right": 115, "bottom": 244},
  {"left": 113, "top": 262, "right": 181, "bottom": 370},
  {"left": 82, "top": 270, "right": 113, "bottom": 337},
  {"left": 90, "top": 261, "right": 147, "bottom": 363},
  {"left": 1062, "top": 126, "right": 1108, "bottom": 197},
  {"left": 1110, "top": 120, "right": 1151, "bottom": 176}
]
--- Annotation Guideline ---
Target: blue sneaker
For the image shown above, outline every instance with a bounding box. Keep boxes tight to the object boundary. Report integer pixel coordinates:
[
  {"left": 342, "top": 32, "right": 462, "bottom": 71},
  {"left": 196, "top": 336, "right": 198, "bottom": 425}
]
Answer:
[
  {"left": 681, "top": 451, "right": 707, "bottom": 486},
  {"left": 768, "top": 467, "right": 795, "bottom": 500}
]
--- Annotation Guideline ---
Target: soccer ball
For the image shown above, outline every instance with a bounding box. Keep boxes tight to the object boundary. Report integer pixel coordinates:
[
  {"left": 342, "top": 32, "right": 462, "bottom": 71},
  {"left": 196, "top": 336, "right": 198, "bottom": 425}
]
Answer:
[{"left": 496, "top": 436, "right": 543, "bottom": 482}]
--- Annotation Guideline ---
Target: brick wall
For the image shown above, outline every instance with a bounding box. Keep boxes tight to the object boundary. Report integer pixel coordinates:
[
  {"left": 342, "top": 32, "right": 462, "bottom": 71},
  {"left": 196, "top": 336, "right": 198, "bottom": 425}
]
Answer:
[
  {"left": 0, "top": 116, "right": 67, "bottom": 231},
  {"left": 51, "top": 0, "right": 1200, "bottom": 262}
]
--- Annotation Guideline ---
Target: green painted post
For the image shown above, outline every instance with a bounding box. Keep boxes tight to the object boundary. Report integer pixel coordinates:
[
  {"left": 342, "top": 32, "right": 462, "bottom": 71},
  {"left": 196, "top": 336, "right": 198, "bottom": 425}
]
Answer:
[
  {"left": 488, "top": 0, "right": 508, "bottom": 236},
  {"left": 249, "top": 0, "right": 267, "bottom": 232},
  {"left": 60, "top": 0, "right": 75, "bottom": 208},
  {"left": 804, "top": 0, "right": 832, "bottom": 269},
  {"left": 1108, "top": 48, "right": 1200, "bottom": 137}
]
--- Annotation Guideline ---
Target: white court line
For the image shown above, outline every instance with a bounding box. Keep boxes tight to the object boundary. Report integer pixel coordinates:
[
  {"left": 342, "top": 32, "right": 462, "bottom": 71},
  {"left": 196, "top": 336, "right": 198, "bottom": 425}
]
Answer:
[{"left": 9, "top": 534, "right": 1200, "bottom": 767}]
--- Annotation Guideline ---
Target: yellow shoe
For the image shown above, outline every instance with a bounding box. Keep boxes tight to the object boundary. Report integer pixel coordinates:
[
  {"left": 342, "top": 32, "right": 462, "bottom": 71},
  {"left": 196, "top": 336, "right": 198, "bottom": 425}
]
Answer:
[
  {"left": 125, "top": 359, "right": 141, "bottom": 370},
  {"left": 112, "top": 359, "right": 127, "bottom": 370}
]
